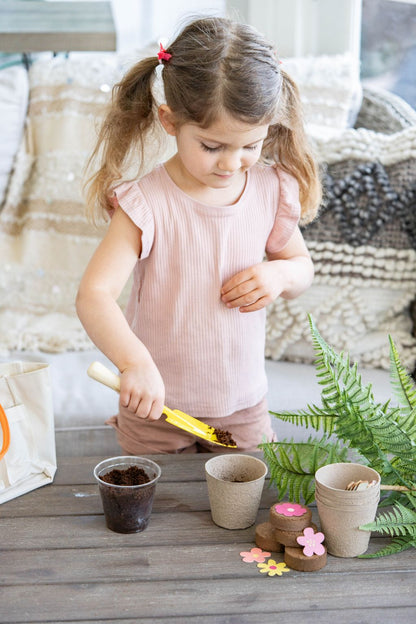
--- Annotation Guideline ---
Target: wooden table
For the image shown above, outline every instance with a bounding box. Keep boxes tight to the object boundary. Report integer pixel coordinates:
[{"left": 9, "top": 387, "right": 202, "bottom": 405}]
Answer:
[{"left": 0, "top": 452, "right": 415, "bottom": 623}]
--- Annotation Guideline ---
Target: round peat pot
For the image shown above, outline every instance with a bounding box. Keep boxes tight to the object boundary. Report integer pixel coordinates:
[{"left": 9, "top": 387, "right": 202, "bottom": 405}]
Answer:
[
  {"left": 315, "top": 463, "right": 380, "bottom": 557},
  {"left": 205, "top": 454, "right": 268, "bottom": 529}
]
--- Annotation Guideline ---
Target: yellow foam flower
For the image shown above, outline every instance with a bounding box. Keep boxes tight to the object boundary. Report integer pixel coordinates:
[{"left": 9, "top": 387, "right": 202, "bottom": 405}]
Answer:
[{"left": 257, "top": 559, "right": 290, "bottom": 577}]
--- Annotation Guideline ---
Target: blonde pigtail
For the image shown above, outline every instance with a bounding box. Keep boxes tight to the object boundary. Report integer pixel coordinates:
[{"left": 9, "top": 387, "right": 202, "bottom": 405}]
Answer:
[
  {"left": 263, "top": 69, "right": 322, "bottom": 224},
  {"left": 85, "top": 56, "right": 160, "bottom": 222}
]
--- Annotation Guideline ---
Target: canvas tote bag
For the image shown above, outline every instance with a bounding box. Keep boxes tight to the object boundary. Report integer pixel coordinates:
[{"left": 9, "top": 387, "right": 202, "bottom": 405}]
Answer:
[{"left": 0, "top": 361, "right": 57, "bottom": 504}]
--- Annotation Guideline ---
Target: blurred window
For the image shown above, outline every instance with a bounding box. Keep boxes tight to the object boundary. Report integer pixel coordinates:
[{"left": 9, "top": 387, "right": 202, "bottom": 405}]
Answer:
[{"left": 361, "top": 0, "right": 416, "bottom": 108}]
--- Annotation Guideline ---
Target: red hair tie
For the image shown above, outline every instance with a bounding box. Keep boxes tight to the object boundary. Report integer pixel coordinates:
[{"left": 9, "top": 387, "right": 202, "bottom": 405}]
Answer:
[{"left": 158, "top": 43, "right": 172, "bottom": 63}]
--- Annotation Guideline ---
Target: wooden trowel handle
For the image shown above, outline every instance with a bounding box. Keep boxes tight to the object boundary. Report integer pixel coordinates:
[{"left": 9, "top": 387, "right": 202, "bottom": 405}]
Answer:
[{"left": 87, "top": 361, "right": 121, "bottom": 393}]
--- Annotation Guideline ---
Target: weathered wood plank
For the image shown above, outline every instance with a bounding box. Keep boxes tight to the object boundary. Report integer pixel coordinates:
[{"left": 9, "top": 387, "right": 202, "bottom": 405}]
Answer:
[
  {"left": 0, "top": 506, "right": 392, "bottom": 554},
  {"left": 20, "top": 611, "right": 416, "bottom": 624},
  {"left": 1, "top": 572, "right": 415, "bottom": 622},
  {"left": 2, "top": 540, "right": 414, "bottom": 587},
  {"left": 0, "top": 509, "right": 272, "bottom": 550},
  {"left": 0, "top": 479, "right": 278, "bottom": 517},
  {"left": 55, "top": 427, "right": 122, "bottom": 459},
  {"left": 53, "top": 454, "right": 207, "bottom": 485},
  {"left": 53, "top": 452, "right": 263, "bottom": 485}
]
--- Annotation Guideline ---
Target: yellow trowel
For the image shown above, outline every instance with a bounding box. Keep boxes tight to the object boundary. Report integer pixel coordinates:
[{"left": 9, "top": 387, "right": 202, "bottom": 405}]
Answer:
[{"left": 87, "top": 361, "right": 237, "bottom": 448}]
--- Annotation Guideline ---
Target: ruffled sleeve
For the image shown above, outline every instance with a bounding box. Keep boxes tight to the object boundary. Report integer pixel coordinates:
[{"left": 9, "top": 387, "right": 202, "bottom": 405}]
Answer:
[
  {"left": 112, "top": 181, "right": 155, "bottom": 259},
  {"left": 265, "top": 166, "right": 301, "bottom": 254}
]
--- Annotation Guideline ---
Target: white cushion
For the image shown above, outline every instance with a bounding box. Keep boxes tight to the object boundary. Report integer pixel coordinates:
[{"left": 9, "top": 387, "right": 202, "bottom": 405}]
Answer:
[
  {"left": 0, "top": 65, "right": 29, "bottom": 205},
  {"left": 284, "top": 53, "right": 362, "bottom": 137}
]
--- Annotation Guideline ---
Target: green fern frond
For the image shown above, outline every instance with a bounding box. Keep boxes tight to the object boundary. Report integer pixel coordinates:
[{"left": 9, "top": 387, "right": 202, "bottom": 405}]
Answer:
[
  {"left": 269, "top": 405, "right": 337, "bottom": 435},
  {"left": 358, "top": 535, "right": 416, "bottom": 558},
  {"left": 378, "top": 490, "right": 416, "bottom": 509},
  {"left": 389, "top": 335, "right": 416, "bottom": 411},
  {"left": 349, "top": 403, "right": 414, "bottom": 458},
  {"left": 261, "top": 315, "right": 416, "bottom": 558},
  {"left": 378, "top": 491, "right": 404, "bottom": 508},
  {"left": 308, "top": 316, "right": 415, "bottom": 472},
  {"left": 389, "top": 336, "right": 416, "bottom": 441},
  {"left": 360, "top": 502, "right": 416, "bottom": 538},
  {"left": 405, "top": 491, "right": 416, "bottom": 506},
  {"left": 260, "top": 437, "right": 348, "bottom": 505},
  {"left": 398, "top": 408, "right": 416, "bottom": 442},
  {"left": 390, "top": 456, "right": 416, "bottom": 483}
]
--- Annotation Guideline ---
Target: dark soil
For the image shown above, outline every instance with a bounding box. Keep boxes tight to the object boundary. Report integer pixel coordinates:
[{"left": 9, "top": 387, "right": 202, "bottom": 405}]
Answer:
[
  {"left": 100, "top": 466, "right": 150, "bottom": 486},
  {"left": 98, "top": 465, "right": 156, "bottom": 533},
  {"left": 213, "top": 428, "right": 236, "bottom": 446}
]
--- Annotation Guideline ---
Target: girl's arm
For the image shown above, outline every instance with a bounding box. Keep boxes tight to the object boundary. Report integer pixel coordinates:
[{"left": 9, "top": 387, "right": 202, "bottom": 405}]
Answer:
[
  {"left": 220, "top": 226, "right": 314, "bottom": 313},
  {"left": 76, "top": 208, "right": 165, "bottom": 420}
]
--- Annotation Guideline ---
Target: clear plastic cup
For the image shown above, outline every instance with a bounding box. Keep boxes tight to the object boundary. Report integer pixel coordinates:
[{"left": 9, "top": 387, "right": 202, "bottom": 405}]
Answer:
[{"left": 94, "top": 456, "right": 161, "bottom": 533}]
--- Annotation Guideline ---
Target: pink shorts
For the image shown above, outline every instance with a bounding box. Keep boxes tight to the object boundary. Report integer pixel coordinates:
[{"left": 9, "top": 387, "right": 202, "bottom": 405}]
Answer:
[{"left": 106, "top": 397, "right": 276, "bottom": 454}]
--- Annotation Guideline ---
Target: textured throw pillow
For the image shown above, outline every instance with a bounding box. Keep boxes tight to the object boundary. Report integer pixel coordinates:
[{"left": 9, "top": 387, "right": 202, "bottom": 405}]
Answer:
[
  {"left": 266, "top": 95, "right": 416, "bottom": 371},
  {"left": 0, "top": 50, "right": 172, "bottom": 353},
  {"left": 283, "top": 53, "right": 362, "bottom": 137},
  {"left": 0, "top": 65, "right": 29, "bottom": 206}
]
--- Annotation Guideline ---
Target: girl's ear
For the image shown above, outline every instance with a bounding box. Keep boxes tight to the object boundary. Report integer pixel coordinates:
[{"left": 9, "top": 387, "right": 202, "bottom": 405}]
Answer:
[{"left": 158, "top": 105, "right": 177, "bottom": 136}]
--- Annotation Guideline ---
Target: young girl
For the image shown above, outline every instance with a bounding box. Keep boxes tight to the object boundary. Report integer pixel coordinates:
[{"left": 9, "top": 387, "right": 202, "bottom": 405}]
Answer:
[{"left": 76, "top": 16, "right": 321, "bottom": 454}]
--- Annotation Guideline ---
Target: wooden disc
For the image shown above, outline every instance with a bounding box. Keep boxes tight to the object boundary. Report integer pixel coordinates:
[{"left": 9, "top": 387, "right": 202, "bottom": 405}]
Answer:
[
  {"left": 284, "top": 545, "right": 327, "bottom": 572},
  {"left": 274, "top": 522, "right": 318, "bottom": 547},
  {"left": 269, "top": 502, "right": 312, "bottom": 531},
  {"left": 255, "top": 522, "right": 284, "bottom": 552}
]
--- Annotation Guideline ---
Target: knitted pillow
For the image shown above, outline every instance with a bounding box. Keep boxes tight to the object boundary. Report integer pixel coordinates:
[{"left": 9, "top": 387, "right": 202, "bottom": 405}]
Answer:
[
  {"left": 0, "top": 50, "right": 172, "bottom": 353},
  {"left": 0, "top": 64, "right": 28, "bottom": 206},
  {"left": 284, "top": 53, "right": 362, "bottom": 137},
  {"left": 266, "top": 89, "right": 416, "bottom": 371}
]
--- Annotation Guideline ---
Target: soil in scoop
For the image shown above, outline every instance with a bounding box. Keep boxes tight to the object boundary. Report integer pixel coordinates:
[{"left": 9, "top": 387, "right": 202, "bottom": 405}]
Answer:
[
  {"left": 100, "top": 466, "right": 150, "bottom": 486},
  {"left": 212, "top": 428, "right": 237, "bottom": 446}
]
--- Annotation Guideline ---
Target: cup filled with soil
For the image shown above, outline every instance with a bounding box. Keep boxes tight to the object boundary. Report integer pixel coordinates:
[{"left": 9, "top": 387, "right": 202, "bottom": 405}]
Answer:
[
  {"left": 205, "top": 454, "right": 268, "bottom": 529},
  {"left": 93, "top": 456, "right": 161, "bottom": 533}
]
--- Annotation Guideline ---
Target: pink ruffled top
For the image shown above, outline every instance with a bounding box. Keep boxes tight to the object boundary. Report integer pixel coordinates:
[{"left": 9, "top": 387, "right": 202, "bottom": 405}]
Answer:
[{"left": 112, "top": 163, "right": 300, "bottom": 419}]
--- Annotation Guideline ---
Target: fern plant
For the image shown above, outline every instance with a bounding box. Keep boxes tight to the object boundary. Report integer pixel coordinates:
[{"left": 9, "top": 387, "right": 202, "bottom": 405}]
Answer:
[{"left": 259, "top": 315, "right": 416, "bottom": 558}]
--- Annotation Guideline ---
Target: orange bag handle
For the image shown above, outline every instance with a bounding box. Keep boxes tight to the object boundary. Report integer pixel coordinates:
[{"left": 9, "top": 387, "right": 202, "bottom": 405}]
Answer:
[{"left": 0, "top": 403, "right": 10, "bottom": 461}]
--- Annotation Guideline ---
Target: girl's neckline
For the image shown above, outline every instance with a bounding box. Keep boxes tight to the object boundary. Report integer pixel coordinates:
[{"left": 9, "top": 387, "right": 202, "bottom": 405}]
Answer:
[{"left": 160, "top": 163, "right": 251, "bottom": 211}]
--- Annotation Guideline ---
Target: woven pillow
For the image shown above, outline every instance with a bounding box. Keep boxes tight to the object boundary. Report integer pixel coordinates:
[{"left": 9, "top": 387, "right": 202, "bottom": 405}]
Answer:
[
  {"left": 0, "top": 65, "right": 28, "bottom": 206},
  {"left": 266, "top": 91, "right": 416, "bottom": 371},
  {"left": 0, "top": 50, "right": 172, "bottom": 353},
  {"left": 284, "top": 53, "right": 362, "bottom": 137}
]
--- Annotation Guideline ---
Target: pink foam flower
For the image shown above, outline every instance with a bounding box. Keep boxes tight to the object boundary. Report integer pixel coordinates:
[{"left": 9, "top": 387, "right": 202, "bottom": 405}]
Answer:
[
  {"left": 297, "top": 527, "right": 325, "bottom": 557},
  {"left": 240, "top": 547, "right": 271, "bottom": 563},
  {"left": 274, "top": 502, "right": 307, "bottom": 517}
]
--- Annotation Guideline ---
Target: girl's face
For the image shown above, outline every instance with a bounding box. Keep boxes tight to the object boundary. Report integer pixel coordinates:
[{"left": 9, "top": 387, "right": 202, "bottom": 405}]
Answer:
[{"left": 160, "top": 107, "right": 269, "bottom": 197}]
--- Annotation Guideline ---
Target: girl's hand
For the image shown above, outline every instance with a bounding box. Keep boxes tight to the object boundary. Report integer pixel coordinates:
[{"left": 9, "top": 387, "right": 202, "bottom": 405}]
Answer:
[
  {"left": 118, "top": 362, "right": 165, "bottom": 421},
  {"left": 221, "top": 262, "right": 283, "bottom": 313},
  {"left": 221, "top": 227, "right": 314, "bottom": 313}
]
